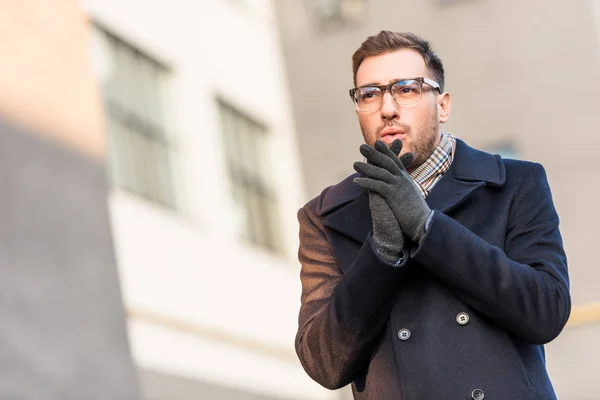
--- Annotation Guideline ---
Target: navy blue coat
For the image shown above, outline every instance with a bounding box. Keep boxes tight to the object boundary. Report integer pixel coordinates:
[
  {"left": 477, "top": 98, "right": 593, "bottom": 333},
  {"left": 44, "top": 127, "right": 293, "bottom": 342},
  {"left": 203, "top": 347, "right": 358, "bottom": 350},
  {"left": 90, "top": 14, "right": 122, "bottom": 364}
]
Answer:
[{"left": 295, "top": 139, "right": 570, "bottom": 399}]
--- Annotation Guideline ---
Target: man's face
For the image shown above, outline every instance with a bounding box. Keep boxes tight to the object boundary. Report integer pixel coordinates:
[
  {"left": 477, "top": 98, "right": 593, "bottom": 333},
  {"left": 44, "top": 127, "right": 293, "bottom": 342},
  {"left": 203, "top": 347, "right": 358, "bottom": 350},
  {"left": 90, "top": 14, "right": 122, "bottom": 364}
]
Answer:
[{"left": 354, "top": 49, "right": 451, "bottom": 168}]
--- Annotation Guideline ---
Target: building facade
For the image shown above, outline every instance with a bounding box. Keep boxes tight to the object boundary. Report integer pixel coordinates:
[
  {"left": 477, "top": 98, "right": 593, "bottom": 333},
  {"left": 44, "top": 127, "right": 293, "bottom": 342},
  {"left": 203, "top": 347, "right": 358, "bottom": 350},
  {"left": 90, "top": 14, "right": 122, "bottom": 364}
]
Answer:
[
  {"left": 1, "top": 0, "right": 352, "bottom": 398},
  {"left": 0, "top": 0, "right": 139, "bottom": 398},
  {"left": 84, "top": 0, "right": 341, "bottom": 398}
]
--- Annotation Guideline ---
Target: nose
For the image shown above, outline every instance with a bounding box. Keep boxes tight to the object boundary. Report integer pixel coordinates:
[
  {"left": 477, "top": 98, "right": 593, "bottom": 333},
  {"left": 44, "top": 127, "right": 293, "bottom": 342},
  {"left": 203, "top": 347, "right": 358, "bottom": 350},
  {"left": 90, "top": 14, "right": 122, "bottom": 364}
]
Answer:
[{"left": 380, "top": 91, "right": 399, "bottom": 121}]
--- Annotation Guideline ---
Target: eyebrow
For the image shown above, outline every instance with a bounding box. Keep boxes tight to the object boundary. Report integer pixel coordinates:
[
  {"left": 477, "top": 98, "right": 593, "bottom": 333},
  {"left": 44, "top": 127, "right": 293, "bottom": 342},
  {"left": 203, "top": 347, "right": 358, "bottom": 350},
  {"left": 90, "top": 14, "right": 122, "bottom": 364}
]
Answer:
[{"left": 357, "top": 78, "right": 412, "bottom": 87}]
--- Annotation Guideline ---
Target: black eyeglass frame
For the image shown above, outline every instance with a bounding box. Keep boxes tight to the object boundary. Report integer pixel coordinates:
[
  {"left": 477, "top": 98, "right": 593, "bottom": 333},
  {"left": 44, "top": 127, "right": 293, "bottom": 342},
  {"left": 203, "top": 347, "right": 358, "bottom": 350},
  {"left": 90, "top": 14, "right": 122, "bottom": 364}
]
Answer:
[{"left": 349, "top": 77, "right": 442, "bottom": 111}]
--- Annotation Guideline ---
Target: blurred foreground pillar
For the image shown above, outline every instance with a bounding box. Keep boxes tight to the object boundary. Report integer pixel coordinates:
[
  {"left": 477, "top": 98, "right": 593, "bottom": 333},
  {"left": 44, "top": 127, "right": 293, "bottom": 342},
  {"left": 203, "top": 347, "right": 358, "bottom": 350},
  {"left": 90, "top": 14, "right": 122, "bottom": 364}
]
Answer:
[{"left": 0, "top": 0, "right": 139, "bottom": 398}]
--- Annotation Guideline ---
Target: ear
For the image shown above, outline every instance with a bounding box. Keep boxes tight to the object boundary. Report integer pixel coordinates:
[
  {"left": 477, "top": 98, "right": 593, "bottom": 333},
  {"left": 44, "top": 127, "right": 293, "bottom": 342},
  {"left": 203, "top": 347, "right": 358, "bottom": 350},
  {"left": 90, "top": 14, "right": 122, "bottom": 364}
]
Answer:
[{"left": 437, "top": 92, "right": 452, "bottom": 123}]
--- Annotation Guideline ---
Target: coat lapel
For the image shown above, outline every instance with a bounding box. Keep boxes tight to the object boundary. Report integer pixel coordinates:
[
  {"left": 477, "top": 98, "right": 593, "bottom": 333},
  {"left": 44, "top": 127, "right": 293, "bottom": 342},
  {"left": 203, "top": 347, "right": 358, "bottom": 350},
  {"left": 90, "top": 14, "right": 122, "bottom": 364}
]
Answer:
[
  {"left": 316, "top": 173, "right": 371, "bottom": 244},
  {"left": 424, "top": 171, "right": 486, "bottom": 214},
  {"left": 319, "top": 139, "right": 506, "bottom": 244}
]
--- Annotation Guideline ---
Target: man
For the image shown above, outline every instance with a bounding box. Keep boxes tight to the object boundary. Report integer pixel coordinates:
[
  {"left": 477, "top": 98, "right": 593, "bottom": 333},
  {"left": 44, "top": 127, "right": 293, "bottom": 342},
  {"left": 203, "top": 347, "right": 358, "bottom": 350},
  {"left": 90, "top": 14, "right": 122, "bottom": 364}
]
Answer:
[{"left": 295, "top": 31, "right": 570, "bottom": 400}]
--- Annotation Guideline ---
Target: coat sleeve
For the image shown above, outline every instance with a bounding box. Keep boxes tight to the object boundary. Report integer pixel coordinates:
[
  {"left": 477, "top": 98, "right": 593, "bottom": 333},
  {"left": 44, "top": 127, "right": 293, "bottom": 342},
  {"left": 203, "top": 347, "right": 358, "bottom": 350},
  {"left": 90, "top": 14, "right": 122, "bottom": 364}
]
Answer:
[
  {"left": 412, "top": 162, "right": 570, "bottom": 344},
  {"left": 295, "top": 203, "right": 408, "bottom": 390}
]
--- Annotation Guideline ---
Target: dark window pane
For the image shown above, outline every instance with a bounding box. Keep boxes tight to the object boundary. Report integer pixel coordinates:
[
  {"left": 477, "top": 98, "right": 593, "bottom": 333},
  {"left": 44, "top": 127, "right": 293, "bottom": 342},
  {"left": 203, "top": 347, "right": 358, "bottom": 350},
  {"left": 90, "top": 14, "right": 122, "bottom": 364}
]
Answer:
[
  {"left": 217, "top": 100, "right": 281, "bottom": 253},
  {"left": 93, "top": 24, "right": 177, "bottom": 211}
]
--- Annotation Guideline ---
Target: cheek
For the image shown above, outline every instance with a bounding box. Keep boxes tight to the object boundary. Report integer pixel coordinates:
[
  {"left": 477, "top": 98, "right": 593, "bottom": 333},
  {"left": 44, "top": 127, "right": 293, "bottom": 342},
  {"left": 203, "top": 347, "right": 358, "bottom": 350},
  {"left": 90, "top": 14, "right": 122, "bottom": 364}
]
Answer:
[
  {"left": 409, "top": 105, "right": 437, "bottom": 129},
  {"left": 414, "top": 107, "right": 431, "bottom": 122},
  {"left": 358, "top": 113, "right": 377, "bottom": 131}
]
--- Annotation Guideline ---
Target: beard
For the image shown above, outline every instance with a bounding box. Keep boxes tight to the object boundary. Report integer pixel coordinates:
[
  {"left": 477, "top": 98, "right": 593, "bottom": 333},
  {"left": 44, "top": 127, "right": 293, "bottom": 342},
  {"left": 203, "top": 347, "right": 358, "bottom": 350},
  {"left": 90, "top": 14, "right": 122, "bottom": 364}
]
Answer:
[{"left": 360, "top": 111, "right": 441, "bottom": 170}]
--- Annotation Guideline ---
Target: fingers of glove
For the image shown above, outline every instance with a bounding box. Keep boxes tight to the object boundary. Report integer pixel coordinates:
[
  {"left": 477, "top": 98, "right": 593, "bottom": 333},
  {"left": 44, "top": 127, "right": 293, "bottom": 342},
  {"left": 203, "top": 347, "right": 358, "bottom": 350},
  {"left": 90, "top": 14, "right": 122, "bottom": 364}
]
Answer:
[
  {"left": 353, "top": 161, "right": 397, "bottom": 184},
  {"left": 360, "top": 143, "right": 401, "bottom": 174},
  {"left": 389, "top": 139, "right": 403, "bottom": 157},
  {"left": 374, "top": 140, "right": 408, "bottom": 172},
  {"left": 369, "top": 194, "right": 404, "bottom": 250},
  {"left": 369, "top": 191, "right": 388, "bottom": 207},
  {"left": 399, "top": 152, "right": 415, "bottom": 169},
  {"left": 369, "top": 192, "right": 394, "bottom": 215},
  {"left": 353, "top": 177, "right": 391, "bottom": 196},
  {"left": 369, "top": 192, "right": 397, "bottom": 221}
]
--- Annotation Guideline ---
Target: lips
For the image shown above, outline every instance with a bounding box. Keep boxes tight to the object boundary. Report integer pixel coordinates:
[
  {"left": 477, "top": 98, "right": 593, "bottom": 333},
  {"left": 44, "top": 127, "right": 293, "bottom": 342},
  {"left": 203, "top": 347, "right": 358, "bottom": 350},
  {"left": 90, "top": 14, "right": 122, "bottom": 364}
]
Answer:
[{"left": 380, "top": 131, "right": 406, "bottom": 144}]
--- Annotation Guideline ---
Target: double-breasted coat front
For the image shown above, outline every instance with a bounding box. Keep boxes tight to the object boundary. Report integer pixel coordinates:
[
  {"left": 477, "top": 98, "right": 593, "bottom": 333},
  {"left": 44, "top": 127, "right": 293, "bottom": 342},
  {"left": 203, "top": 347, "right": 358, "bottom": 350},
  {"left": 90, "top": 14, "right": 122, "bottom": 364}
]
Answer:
[{"left": 295, "top": 139, "right": 570, "bottom": 399}]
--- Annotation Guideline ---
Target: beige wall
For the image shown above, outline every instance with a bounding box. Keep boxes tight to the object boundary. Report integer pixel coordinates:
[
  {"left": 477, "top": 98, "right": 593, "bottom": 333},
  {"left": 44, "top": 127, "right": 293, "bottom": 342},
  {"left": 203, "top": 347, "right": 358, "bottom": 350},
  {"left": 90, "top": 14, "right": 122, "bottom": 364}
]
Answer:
[
  {"left": 0, "top": 0, "right": 105, "bottom": 159},
  {"left": 276, "top": 0, "right": 600, "bottom": 398}
]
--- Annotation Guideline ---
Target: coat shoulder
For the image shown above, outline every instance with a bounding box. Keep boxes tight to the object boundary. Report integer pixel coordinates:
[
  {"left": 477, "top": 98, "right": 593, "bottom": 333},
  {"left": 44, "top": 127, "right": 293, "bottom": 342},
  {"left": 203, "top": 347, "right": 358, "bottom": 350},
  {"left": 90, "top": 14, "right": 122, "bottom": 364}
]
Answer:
[
  {"left": 501, "top": 157, "right": 539, "bottom": 171},
  {"left": 300, "top": 172, "right": 363, "bottom": 217},
  {"left": 500, "top": 158, "right": 547, "bottom": 187}
]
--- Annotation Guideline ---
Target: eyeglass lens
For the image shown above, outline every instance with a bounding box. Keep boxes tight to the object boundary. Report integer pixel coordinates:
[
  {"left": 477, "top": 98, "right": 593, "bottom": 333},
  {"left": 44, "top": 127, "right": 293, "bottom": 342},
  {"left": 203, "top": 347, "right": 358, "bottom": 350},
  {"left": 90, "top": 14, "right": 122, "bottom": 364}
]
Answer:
[{"left": 354, "top": 79, "right": 422, "bottom": 111}]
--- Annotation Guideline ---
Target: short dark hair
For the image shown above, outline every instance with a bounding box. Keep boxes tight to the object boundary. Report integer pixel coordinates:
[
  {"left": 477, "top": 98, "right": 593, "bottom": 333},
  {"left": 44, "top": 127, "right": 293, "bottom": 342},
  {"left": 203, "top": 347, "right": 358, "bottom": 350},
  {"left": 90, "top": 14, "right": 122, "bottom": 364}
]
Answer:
[{"left": 352, "top": 31, "right": 445, "bottom": 91}]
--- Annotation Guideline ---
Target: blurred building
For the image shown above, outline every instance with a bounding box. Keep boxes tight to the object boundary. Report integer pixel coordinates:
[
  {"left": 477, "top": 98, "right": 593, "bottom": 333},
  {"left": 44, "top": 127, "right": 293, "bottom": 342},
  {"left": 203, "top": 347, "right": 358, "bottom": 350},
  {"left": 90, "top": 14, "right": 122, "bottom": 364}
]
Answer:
[
  {"left": 275, "top": 0, "right": 600, "bottom": 399},
  {"left": 0, "top": 1, "right": 139, "bottom": 398},
  {"left": 83, "top": 0, "right": 343, "bottom": 399}
]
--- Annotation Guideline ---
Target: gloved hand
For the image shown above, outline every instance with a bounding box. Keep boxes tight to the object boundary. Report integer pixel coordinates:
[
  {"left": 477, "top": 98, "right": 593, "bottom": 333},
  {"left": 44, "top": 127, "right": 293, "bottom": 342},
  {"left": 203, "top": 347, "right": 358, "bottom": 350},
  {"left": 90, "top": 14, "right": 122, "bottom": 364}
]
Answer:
[
  {"left": 353, "top": 139, "right": 433, "bottom": 244},
  {"left": 363, "top": 139, "right": 415, "bottom": 263}
]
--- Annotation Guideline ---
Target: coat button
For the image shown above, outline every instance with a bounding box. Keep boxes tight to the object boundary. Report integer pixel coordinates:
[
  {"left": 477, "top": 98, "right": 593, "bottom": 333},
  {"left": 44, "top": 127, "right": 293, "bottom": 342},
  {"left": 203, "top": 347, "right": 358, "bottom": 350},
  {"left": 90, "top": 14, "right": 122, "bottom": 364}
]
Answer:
[
  {"left": 397, "top": 328, "right": 411, "bottom": 341},
  {"left": 456, "top": 312, "right": 470, "bottom": 325},
  {"left": 471, "top": 388, "right": 484, "bottom": 400}
]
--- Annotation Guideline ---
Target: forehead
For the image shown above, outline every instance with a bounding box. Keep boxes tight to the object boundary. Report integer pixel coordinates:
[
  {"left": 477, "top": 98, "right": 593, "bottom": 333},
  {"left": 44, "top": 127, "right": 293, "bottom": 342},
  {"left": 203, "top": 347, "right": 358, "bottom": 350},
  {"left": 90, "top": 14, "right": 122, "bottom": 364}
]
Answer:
[{"left": 356, "top": 49, "right": 428, "bottom": 86}]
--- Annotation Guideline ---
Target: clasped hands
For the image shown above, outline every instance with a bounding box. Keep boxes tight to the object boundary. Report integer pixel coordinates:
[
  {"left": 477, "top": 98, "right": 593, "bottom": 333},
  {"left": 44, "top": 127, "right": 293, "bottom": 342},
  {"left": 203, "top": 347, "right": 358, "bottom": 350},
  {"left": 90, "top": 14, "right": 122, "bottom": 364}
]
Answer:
[{"left": 353, "top": 139, "right": 432, "bottom": 263}]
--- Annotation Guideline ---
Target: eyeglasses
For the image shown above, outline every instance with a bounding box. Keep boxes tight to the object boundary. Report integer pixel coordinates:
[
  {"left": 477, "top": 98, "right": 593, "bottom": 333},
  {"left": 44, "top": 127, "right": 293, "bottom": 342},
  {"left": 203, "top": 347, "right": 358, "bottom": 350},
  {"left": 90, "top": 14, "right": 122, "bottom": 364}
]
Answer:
[{"left": 349, "top": 77, "right": 442, "bottom": 112}]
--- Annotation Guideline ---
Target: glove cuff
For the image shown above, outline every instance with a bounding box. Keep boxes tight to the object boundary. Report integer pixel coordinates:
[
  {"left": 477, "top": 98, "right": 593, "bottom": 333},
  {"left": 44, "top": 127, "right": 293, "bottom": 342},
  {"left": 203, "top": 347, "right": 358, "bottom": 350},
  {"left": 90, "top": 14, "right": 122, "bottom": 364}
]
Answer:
[
  {"left": 372, "top": 235, "right": 404, "bottom": 263},
  {"left": 375, "top": 246, "right": 408, "bottom": 266},
  {"left": 412, "top": 210, "right": 434, "bottom": 244}
]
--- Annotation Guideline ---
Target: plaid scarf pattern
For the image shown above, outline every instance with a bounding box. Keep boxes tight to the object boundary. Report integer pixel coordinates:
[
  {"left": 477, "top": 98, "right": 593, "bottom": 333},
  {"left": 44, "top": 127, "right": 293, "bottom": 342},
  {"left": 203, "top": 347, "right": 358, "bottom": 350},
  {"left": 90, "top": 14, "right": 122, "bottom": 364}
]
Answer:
[{"left": 409, "top": 132, "right": 456, "bottom": 198}]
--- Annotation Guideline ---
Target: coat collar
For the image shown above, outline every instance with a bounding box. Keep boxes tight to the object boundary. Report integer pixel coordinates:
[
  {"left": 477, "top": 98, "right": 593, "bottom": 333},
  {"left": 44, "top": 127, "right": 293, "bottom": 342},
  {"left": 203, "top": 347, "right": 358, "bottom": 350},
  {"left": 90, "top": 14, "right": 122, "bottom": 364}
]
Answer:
[
  {"left": 448, "top": 138, "right": 505, "bottom": 186},
  {"left": 316, "top": 138, "right": 506, "bottom": 243}
]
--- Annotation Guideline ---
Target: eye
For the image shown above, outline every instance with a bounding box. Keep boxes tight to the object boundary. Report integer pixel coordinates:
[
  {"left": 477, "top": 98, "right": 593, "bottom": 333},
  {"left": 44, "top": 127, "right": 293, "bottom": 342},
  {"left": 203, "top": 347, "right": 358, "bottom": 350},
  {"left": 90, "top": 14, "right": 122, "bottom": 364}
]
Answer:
[
  {"left": 357, "top": 88, "right": 381, "bottom": 101},
  {"left": 393, "top": 80, "right": 420, "bottom": 97},
  {"left": 361, "top": 92, "right": 375, "bottom": 99}
]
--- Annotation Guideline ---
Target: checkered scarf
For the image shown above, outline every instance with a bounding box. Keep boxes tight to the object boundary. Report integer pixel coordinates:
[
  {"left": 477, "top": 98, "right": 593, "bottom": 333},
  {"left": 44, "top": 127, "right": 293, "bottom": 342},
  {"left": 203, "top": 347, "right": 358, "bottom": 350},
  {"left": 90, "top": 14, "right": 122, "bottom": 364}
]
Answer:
[{"left": 409, "top": 132, "right": 456, "bottom": 198}]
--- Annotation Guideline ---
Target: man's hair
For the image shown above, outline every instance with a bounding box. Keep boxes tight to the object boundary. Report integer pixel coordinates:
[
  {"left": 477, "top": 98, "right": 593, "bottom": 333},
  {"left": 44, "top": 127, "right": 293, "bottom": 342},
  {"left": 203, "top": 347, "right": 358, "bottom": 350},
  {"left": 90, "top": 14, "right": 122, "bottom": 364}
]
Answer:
[{"left": 352, "top": 31, "right": 445, "bottom": 91}]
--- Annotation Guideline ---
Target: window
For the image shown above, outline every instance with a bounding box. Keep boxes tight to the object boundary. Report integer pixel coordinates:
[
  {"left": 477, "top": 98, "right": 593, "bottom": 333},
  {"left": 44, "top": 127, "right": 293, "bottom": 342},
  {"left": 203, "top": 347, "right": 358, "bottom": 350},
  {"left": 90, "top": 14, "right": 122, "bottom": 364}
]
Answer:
[
  {"left": 310, "top": 0, "right": 365, "bottom": 30},
  {"left": 91, "top": 24, "right": 177, "bottom": 210},
  {"left": 218, "top": 100, "right": 281, "bottom": 253}
]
